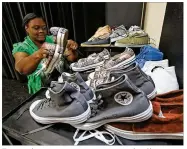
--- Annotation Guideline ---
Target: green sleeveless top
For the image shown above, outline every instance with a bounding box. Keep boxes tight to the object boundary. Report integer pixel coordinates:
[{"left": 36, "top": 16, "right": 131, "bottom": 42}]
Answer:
[{"left": 12, "top": 36, "right": 54, "bottom": 94}]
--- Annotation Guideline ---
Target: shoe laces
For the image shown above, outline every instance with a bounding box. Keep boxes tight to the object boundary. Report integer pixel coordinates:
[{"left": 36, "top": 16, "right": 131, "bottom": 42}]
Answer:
[
  {"left": 89, "top": 98, "right": 104, "bottom": 117},
  {"left": 38, "top": 98, "right": 55, "bottom": 110},
  {"left": 73, "top": 129, "right": 115, "bottom": 145}
]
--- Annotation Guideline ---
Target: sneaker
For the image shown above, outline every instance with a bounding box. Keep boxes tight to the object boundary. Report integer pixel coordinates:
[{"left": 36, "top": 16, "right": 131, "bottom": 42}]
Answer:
[
  {"left": 35, "top": 43, "right": 61, "bottom": 75},
  {"left": 81, "top": 25, "right": 112, "bottom": 47},
  {"left": 111, "top": 62, "right": 156, "bottom": 99},
  {"left": 115, "top": 26, "right": 149, "bottom": 47},
  {"left": 81, "top": 37, "right": 111, "bottom": 47},
  {"left": 89, "top": 62, "right": 156, "bottom": 100},
  {"left": 105, "top": 90, "right": 183, "bottom": 140},
  {"left": 136, "top": 46, "right": 164, "bottom": 68},
  {"left": 29, "top": 81, "right": 91, "bottom": 125},
  {"left": 88, "top": 25, "right": 112, "bottom": 41},
  {"left": 58, "top": 72, "right": 95, "bottom": 102},
  {"left": 72, "top": 74, "right": 153, "bottom": 130},
  {"left": 149, "top": 66, "right": 179, "bottom": 94},
  {"left": 110, "top": 25, "right": 128, "bottom": 42},
  {"left": 103, "top": 47, "right": 135, "bottom": 69},
  {"left": 105, "top": 96, "right": 183, "bottom": 140},
  {"left": 50, "top": 27, "right": 69, "bottom": 48},
  {"left": 71, "top": 49, "right": 110, "bottom": 72}
]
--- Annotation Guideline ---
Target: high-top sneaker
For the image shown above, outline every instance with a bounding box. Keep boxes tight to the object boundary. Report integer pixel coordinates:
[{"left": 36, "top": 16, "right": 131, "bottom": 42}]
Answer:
[
  {"left": 72, "top": 74, "right": 153, "bottom": 130},
  {"left": 110, "top": 62, "right": 157, "bottom": 100},
  {"left": 50, "top": 27, "right": 69, "bottom": 48},
  {"left": 29, "top": 81, "right": 91, "bottom": 125},
  {"left": 88, "top": 62, "right": 156, "bottom": 100},
  {"left": 58, "top": 72, "right": 95, "bottom": 102}
]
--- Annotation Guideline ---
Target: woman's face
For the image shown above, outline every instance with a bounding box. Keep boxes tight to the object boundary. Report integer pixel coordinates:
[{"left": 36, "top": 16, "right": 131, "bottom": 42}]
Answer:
[{"left": 26, "top": 18, "right": 47, "bottom": 42}]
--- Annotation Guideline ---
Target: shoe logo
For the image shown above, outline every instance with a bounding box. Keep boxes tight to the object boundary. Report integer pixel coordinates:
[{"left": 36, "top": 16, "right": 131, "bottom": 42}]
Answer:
[
  {"left": 70, "top": 82, "right": 80, "bottom": 91},
  {"left": 114, "top": 91, "right": 133, "bottom": 105}
]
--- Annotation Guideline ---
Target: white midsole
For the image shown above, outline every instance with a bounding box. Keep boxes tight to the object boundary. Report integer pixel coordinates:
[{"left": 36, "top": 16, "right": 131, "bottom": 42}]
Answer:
[
  {"left": 29, "top": 100, "right": 91, "bottom": 125},
  {"left": 115, "top": 42, "right": 148, "bottom": 47},
  {"left": 147, "top": 88, "right": 157, "bottom": 100},
  {"left": 105, "top": 124, "right": 183, "bottom": 140},
  {"left": 72, "top": 101, "right": 153, "bottom": 130},
  {"left": 71, "top": 61, "right": 104, "bottom": 72},
  {"left": 110, "top": 35, "right": 127, "bottom": 43}
]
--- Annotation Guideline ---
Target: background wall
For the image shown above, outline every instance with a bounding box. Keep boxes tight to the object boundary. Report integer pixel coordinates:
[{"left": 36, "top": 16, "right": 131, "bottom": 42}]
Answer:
[
  {"left": 143, "top": 2, "right": 167, "bottom": 48},
  {"left": 106, "top": 2, "right": 143, "bottom": 28},
  {"left": 159, "top": 2, "right": 183, "bottom": 88}
]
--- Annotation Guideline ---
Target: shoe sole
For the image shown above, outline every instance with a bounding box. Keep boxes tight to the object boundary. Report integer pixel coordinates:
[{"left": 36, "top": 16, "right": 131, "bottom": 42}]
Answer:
[
  {"left": 104, "top": 124, "right": 183, "bottom": 140},
  {"left": 72, "top": 101, "right": 153, "bottom": 130},
  {"left": 105, "top": 55, "right": 136, "bottom": 70},
  {"left": 115, "top": 42, "right": 148, "bottom": 47},
  {"left": 46, "top": 28, "right": 69, "bottom": 73},
  {"left": 110, "top": 35, "right": 127, "bottom": 43},
  {"left": 29, "top": 100, "right": 91, "bottom": 125},
  {"left": 71, "top": 60, "right": 105, "bottom": 72},
  {"left": 147, "top": 88, "right": 157, "bottom": 100},
  {"left": 81, "top": 43, "right": 111, "bottom": 47}
]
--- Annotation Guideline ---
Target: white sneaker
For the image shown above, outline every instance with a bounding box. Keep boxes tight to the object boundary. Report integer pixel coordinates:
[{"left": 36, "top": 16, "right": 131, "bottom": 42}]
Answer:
[
  {"left": 150, "top": 66, "right": 179, "bottom": 94},
  {"left": 142, "top": 59, "right": 169, "bottom": 75}
]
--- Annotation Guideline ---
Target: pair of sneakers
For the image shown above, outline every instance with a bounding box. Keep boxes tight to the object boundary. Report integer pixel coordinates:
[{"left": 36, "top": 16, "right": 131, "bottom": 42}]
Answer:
[
  {"left": 35, "top": 27, "right": 69, "bottom": 75},
  {"left": 71, "top": 47, "right": 135, "bottom": 72},
  {"left": 114, "top": 25, "right": 150, "bottom": 47},
  {"left": 30, "top": 72, "right": 95, "bottom": 125}
]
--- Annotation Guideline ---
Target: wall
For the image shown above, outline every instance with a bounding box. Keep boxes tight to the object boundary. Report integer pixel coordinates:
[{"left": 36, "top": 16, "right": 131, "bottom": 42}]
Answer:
[
  {"left": 159, "top": 2, "right": 183, "bottom": 88},
  {"left": 106, "top": 2, "right": 143, "bottom": 28},
  {"left": 144, "top": 2, "right": 167, "bottom": 48}
]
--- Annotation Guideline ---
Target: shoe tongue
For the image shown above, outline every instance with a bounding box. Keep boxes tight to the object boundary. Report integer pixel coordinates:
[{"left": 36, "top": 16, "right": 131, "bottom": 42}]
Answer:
[
  {"left": 116, "top": 25, "right": 126, "bottom": 30},
  {"left": 50, "top": 81, "right": 64, "bottom": 92}
]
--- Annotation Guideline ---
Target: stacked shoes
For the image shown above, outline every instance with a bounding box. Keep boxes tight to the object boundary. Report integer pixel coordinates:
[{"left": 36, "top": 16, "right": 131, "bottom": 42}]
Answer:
[
  {"left": 30, "top": 71, "right": 153, "bottom": 126},
  {"left": 30, "top": 72, "right": 94, "bottom": 125},
  {"left": 81, "top": 25, "right": 150, "bottom": 47}
]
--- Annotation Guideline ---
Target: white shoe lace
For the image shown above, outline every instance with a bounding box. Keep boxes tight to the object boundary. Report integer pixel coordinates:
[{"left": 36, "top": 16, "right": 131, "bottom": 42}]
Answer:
[{"left": 73, "top": 129, "right": 116, "bottom": 145}]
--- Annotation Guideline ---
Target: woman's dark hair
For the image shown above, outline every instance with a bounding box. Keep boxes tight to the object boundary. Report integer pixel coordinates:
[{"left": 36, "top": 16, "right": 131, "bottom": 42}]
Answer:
[{"left": 22, "top": 13, "right": 45, "bottom": 27}]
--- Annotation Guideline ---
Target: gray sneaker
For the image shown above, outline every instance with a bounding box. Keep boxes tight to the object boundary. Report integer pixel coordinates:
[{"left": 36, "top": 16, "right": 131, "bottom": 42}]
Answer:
[
  {"left": 110, "top": 62, "right": 156, "bottom": 100},
  {"left": 58, "top": 72, "right": 95, "bottom": 102},
  {"left": 50, "top": 27, "right": 69, "bottom": 48},
  {"left": 89, "top": 62, "right": 156, "bottom": 99},
  {"left": 103, "top": 47, "right": 135, "bottom": 69},
  {"left": 29, "top": 81, "right": 91, "bottom": 125},
  {"left": 72, "top": 74, "right": 153, "bottom": 130},
  {"left": 71, "top": 49, "right": 110, "bottom": 72},
  {"left": 110, "top": 25, "right": 128, "bottom": 42}
]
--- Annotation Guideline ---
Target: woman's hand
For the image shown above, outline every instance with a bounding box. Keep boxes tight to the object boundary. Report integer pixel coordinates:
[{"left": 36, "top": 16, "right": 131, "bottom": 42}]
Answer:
[
  {"left": 66, "top": 39, "right": 78, "bottom": 50},
  {"left": 33, "top": 47, "right": 49, "bottom": 59}
]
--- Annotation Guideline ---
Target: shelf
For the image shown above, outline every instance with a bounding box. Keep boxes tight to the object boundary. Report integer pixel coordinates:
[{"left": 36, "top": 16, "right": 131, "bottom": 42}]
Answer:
[{"left": 80, "top": 44, "right": 149, "bottom": 48}]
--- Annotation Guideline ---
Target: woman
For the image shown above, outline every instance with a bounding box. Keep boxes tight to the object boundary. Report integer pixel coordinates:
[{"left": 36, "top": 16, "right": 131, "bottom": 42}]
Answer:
[{"left": 12, "top": 13, "right": 78, "bottom": 94}]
